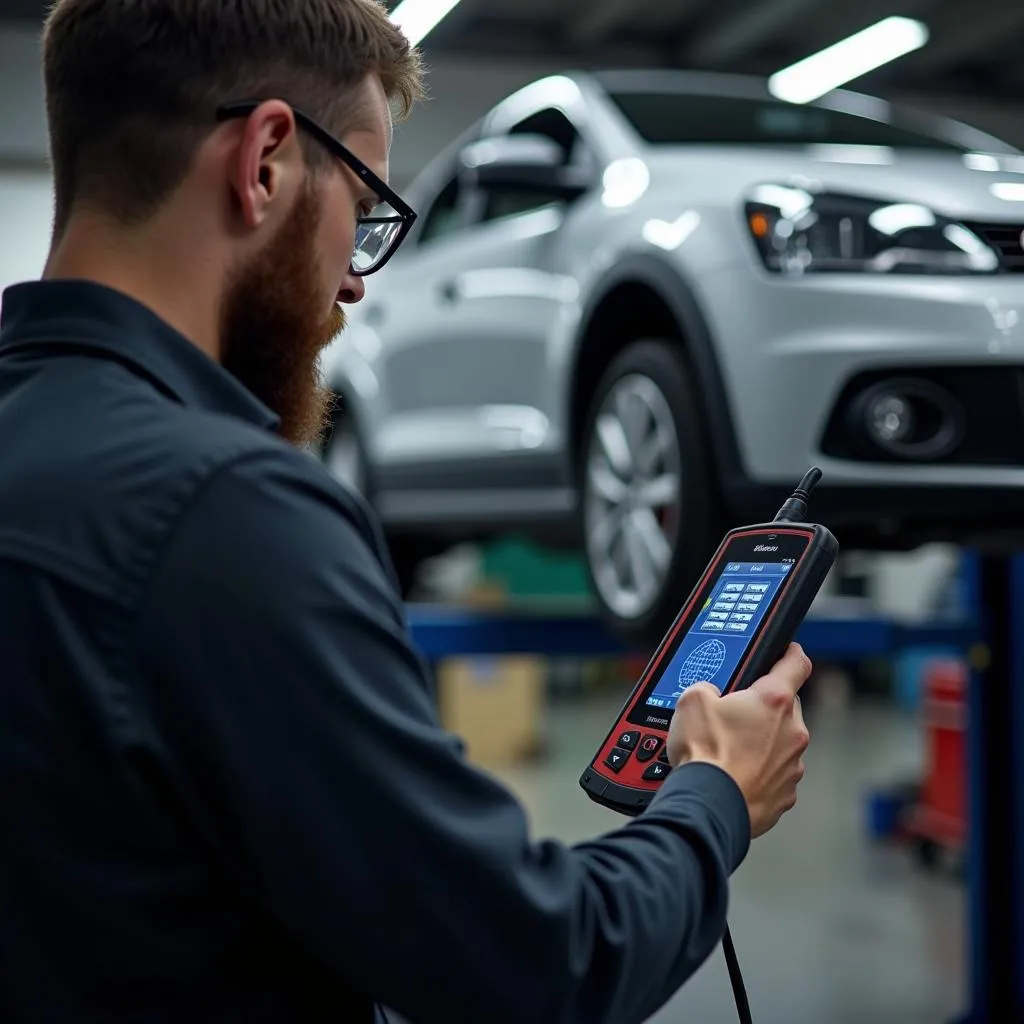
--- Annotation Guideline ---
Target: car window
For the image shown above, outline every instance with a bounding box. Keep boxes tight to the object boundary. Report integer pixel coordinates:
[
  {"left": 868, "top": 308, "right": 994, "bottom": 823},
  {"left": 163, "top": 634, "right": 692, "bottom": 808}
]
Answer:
[
  {"left": 480, "top": 189, "right": 561, "bottom": 224},
  {"left": 607, "top": 91, "right": 968, "bottom": 151},
  {"left": 508, "top": 108, "right": 581, "bottom": 164},
  {"left": 417, "top": 174, "right": 465, "bottom": 245}
]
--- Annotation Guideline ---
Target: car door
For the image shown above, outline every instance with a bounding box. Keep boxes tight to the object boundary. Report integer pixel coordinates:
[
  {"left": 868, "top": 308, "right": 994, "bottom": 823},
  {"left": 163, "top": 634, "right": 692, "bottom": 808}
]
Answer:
[
  {"left": 358, "top": 108, "right": 598, "bottom": 491},
  {"left": 405, "top": 176, "right": 578, "bottom": 469},
  {"left": 340, "top": 166, "right": 481, "bottom": 481}
]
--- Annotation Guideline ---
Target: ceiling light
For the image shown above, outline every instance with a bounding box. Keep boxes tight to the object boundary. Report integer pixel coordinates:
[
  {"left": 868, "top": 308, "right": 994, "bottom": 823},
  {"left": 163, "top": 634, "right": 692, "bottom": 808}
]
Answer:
[
  {"left": 390, "top": 0, "right": 462, "bottom": 46},
  {"left": 768, "top": 17, "right": 929, "bottom": 104}
]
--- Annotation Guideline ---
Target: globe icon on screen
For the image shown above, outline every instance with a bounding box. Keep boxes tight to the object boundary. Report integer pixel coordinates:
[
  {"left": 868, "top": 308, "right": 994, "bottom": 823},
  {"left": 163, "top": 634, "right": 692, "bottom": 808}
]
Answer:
[{"left": 676, "top": 638, "right": 727, "bottom": 696}]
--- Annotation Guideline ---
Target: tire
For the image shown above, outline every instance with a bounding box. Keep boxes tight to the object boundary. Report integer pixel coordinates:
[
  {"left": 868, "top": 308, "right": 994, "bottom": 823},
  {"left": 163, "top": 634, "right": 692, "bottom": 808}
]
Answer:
[
  {"left": 578, "top": 339, "right": 719, "bottom": 650},
  {"left": 319, "top": 401, "right": 436, "bottom": 599}
]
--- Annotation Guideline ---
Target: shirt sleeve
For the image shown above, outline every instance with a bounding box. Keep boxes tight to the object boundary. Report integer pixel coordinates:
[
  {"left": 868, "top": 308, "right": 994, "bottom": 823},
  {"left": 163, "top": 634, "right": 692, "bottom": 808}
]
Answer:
[{"left": 131, "top": 447, "right": 751, "bottom": 1024}]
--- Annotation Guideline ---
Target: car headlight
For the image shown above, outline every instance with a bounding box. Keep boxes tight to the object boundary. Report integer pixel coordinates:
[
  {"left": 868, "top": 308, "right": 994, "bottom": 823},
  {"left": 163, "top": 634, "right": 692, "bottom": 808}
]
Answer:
[{"left": 744, "top": 184, "right": 1001, "bottom": 276}]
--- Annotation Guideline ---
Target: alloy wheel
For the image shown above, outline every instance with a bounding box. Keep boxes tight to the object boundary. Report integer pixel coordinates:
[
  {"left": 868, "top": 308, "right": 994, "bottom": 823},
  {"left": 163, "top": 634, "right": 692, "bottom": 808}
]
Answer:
[{"left": 584, "top": 372, "right": 683, "bottom": 621}]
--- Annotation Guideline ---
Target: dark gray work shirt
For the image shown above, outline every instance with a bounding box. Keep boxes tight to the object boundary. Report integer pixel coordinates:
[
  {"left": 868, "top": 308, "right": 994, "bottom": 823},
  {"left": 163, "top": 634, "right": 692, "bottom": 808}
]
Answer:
[{"left": 0, "top": 280, "right": 751, "bottom": 1024}]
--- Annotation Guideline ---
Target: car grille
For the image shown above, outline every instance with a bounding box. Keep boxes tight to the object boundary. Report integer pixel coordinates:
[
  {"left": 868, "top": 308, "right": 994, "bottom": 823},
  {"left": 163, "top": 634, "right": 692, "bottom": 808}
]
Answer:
[{"left": 962, "top": 220, "right": 1024, "bottom": 272}]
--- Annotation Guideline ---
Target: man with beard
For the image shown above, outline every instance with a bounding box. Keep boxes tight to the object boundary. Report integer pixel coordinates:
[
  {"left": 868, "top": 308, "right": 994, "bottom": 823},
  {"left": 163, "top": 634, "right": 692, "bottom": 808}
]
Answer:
[{"left": 0, "top": 2, "right": 813, "bottom": 1023}]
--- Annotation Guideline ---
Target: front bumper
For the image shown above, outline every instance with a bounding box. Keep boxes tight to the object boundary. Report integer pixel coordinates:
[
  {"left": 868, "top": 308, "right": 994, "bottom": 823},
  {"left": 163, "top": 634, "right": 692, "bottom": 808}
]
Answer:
[{"left": 700, "top": 268, "right": 1024, "bottom": 488}]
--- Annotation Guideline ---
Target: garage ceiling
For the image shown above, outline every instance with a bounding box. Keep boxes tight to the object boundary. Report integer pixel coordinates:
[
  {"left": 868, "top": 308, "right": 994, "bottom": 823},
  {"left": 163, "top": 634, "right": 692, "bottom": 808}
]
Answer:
[{"left": 3, "top": 0, "right": 1023, "bottom": 102}]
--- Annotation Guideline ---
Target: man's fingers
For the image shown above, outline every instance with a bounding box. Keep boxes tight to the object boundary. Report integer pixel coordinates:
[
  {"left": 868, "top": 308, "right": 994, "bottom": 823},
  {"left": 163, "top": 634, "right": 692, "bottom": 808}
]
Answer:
[
  {"left": 792, "top": 694, "right": 811, "bottom": 749},
  {"left": 752, "top": 643, "right": 813, "bottom": 700},
  {"left": 792, "top": 688, "right": 807, "bottom": 726}
]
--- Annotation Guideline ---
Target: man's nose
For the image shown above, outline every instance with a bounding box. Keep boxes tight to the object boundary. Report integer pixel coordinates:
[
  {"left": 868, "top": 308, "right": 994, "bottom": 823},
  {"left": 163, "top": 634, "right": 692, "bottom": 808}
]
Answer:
[{"left": 337, "top": 269, "right": 366, "bottom": 305}]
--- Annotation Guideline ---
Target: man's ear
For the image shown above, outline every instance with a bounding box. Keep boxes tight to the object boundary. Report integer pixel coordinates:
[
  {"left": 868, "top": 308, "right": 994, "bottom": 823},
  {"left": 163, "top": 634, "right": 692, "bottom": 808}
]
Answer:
[{"left": 226, "top": 100, "right": 302, "bottom": 229}]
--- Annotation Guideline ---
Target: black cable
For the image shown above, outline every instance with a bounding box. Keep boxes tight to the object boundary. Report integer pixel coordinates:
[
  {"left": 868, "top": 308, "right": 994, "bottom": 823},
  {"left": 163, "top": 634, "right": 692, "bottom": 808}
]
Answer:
[
  {"left": 772, "top": 466, "right": 822, "bottom": 524},
  {"left": 372, "top": 477, "right": 826, "bottom": 1024},
  {"left": 724, "top": 467, "right": 824, "bottom": 1022},
  {"left": 723, "top": 922, "right": 753, "bottom": 1024}
]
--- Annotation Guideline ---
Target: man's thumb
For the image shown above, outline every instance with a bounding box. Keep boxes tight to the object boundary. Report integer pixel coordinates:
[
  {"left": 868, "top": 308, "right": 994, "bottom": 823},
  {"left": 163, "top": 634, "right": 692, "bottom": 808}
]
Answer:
[{"left": 677, "top": 681, "right": 720, "bottom": 707}]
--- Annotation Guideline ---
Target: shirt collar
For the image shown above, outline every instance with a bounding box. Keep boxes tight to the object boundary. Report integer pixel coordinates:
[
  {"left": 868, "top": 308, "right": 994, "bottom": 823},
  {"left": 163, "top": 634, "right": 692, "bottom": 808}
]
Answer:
[{"left": 0, "top": 279, "right": 280, "bottom": 432}]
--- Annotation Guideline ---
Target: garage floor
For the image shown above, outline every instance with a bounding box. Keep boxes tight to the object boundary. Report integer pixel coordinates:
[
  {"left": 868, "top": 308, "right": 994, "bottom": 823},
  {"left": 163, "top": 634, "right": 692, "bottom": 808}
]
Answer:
[{"left": 491, "top": 687, "right": 965, "bottom": 1024}]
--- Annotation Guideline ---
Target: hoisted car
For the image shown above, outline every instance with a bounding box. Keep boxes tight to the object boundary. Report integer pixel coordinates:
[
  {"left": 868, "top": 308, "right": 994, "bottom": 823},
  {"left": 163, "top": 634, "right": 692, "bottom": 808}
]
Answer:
[{"left": 319, "top": 69, "right": 1024, "bottom": 647}]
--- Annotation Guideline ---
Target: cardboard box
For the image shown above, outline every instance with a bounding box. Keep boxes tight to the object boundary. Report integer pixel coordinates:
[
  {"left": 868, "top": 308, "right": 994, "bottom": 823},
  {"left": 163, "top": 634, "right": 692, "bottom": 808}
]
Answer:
[{"left": 437, "top": 655, "right": 546, "bottom": 767}]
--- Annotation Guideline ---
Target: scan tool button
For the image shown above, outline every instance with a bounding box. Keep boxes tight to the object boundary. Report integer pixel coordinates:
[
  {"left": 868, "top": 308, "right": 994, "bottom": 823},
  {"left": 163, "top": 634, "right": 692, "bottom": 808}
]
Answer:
[
  {"left": 604, "top": 747, "right": 630, "bottom": 773},
  {"left": 636, "top": 735, "right": 662, "bottom": 763},
  {"left": 658, "top": 748, "right": 670, "bottom": 764},
  {"left": 615, "top": 730, "right": 640, "bottom": 750},
  {"left": 642, "top": 762, "right": 671, "bottom": 782}
]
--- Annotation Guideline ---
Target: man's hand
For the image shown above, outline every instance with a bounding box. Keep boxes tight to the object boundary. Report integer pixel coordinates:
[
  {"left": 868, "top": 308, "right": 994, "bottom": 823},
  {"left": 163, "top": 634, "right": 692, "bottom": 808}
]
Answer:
[{"left": 666, "top": 644, "right": 812, "bottom": 838}]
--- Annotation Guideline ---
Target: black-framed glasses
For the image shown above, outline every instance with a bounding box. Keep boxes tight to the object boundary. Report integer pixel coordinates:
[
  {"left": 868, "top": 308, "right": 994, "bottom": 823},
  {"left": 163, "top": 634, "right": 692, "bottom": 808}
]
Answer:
[{"left": 216, "top": 100, "right": 417, "bottom": 276}]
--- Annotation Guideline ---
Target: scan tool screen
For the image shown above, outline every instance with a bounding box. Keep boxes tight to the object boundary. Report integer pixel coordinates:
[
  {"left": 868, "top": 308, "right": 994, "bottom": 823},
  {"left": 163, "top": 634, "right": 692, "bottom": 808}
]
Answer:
[{"left": 627, "top": 532, "right": 809, "bottom": 728}]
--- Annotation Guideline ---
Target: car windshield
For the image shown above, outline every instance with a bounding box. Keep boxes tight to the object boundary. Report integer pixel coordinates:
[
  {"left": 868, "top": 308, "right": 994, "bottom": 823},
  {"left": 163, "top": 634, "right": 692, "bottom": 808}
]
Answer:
[{"left": 607, "top": 91, "right": 968, "bottom": 152}]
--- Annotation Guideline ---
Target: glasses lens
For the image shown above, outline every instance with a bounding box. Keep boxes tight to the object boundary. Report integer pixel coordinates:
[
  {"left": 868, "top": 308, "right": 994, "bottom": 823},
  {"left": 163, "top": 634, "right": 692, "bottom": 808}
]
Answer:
[{"left": 353, "top": 206, "right": 403, "bottom": 274}]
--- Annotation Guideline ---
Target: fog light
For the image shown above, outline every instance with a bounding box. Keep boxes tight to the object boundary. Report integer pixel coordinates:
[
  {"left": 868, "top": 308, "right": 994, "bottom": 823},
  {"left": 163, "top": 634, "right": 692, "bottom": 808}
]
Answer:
[
  {"left": 867, "top": 393, "right": 913, "bottom": 445},
  {"left": 852, "top": 379, "right": 962, "bottom": 460}
]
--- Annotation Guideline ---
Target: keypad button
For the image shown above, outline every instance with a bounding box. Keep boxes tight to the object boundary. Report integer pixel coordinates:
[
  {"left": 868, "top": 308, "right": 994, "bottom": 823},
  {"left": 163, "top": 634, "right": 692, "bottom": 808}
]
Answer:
[
  {"left": 615, "top": 730, "right": 640, "bottom": 750},
  {"left": 642, "top": 761, "right": 671, "bottom": 782},
  {"left": 604, "top": 747, "right": 630, "bottom": 773},
  {"left": 658, "top": 748, "right": 670, "bottom": 764},
  {"left": 636, "top": 734, "right": 662, "bottom": 763}
]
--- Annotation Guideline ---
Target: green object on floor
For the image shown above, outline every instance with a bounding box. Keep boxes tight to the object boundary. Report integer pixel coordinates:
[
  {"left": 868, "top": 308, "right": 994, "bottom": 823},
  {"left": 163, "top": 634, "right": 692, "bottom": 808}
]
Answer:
[{"left": 481, "top": 537, "right": 591, "bottom": 600}]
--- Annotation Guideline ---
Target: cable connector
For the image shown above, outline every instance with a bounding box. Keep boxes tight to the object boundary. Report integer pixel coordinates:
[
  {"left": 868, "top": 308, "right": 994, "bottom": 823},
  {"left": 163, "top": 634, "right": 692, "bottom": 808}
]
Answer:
[{"left": 772, "top": 467, "right": 822, "bottom": 524}]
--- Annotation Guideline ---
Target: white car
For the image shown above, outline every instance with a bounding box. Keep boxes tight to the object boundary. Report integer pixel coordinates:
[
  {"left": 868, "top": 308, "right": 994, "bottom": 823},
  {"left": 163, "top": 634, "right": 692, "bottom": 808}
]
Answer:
[{"left": 320, "top": 69, "right": 1024, "bottom": 647}]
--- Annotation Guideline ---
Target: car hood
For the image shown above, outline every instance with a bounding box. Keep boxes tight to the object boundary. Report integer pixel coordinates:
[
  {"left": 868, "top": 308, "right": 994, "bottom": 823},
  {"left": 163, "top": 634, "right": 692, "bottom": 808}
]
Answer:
[{"left": 643, "top": 146, "right": 1024, "bottom": 222}]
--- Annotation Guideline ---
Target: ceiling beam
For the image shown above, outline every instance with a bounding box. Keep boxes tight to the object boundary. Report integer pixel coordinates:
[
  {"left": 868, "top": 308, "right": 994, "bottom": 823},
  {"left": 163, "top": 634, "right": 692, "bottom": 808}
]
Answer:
[
  {"left": 566, "top": 0, "right": 640, "bottom": 47},
  {"left": 900, "top": 1, "right": 1024, "bottom": 74},
  {"left": 681, "top": 0, "right": 821, "bottom": 65},
  {"left": 425, "top": 19, "right": 667, "bottom": 68},
  {"left": 567, "top": 0, "right": 707, "bottom": 48},
  {"left": 993, "top": 50, "right": 1024, "bottom": 94},
  {"left": 0, "top": 0, "right": 47, "bottom": 20}
]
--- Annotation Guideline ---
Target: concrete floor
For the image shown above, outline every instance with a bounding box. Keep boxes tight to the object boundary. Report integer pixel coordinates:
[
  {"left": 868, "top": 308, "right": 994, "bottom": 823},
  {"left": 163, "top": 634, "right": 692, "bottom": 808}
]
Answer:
[{"left": 489, "top": 687, "right": 966, "bottom": 1024}]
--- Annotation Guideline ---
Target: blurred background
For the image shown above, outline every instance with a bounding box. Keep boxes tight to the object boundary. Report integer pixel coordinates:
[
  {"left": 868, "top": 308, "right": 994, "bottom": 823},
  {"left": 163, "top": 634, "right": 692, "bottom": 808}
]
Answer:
[{"left": 5, "top": 1, "right": 1024, "bottom": 1021}]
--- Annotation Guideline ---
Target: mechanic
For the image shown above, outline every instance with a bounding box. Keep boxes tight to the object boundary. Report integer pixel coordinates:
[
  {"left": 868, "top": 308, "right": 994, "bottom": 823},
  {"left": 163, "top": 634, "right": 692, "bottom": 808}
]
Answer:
[{"left": 0, "top": 2, "right": 812, "bottom": 1022}]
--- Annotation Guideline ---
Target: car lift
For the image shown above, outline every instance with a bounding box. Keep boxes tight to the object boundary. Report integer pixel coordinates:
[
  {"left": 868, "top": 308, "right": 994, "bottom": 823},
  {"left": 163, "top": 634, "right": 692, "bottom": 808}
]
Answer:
[
  {"left": 406, "top": 554, "right": 1018, "bottom": 1023},
  {"left": 957, "top": 552, "right": 1021, "bottom": 1024}
]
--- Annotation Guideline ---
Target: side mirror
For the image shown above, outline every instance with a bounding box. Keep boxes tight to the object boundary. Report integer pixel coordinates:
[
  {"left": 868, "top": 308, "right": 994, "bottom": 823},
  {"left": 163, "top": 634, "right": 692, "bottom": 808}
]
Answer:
[{"left": 459, "top": 134, "right": 591, "bottom": 200}]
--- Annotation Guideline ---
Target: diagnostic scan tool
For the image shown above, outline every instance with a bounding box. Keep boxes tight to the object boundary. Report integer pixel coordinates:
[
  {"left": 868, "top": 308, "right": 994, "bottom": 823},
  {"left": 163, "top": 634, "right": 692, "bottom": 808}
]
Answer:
[{"left": 580, "top": 469, "right": 838, "bottom": 818}]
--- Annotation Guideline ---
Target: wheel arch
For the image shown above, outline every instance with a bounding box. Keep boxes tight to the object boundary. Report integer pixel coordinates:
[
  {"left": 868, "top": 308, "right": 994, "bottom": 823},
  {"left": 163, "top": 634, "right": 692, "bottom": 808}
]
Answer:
[{"left": 567, "top": 255, "right": 743, "bottom": 487}]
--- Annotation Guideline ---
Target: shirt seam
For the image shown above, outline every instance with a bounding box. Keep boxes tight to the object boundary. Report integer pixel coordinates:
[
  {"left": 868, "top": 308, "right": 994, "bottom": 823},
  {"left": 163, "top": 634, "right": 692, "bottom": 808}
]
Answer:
[
  {"left": 107, "top": 446, "right": 291, "bottom": 747},
  {"left": 0, "top": 532, "right": 129, "bottom": 605}
]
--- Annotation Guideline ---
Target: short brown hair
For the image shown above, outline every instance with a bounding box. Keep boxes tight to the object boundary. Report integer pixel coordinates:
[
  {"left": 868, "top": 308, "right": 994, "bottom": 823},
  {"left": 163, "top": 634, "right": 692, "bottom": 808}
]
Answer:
[{"left": 43, "top": 0, "right": 425, "bottom": 234}]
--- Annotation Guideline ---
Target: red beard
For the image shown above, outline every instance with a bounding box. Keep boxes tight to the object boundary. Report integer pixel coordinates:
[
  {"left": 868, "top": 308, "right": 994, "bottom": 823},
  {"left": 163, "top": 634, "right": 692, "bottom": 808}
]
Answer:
[{"left": 220, "top": 180, "right": 346, "bottom": 446}]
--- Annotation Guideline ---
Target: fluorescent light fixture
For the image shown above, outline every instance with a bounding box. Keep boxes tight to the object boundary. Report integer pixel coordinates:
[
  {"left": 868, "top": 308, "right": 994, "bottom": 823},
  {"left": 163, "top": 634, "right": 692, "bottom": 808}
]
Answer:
[
  {"left": 390, "top": 0, "right": 462, "bottom": 46},
  {"left": 769, "top": 17, "right": 929, "bottom": 104}
]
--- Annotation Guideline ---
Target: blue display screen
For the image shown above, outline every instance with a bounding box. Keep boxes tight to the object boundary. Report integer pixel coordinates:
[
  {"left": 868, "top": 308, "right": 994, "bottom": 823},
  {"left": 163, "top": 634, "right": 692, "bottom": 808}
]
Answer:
[{"left": 645, "top": 561, "right": 793, "bottom": 708}]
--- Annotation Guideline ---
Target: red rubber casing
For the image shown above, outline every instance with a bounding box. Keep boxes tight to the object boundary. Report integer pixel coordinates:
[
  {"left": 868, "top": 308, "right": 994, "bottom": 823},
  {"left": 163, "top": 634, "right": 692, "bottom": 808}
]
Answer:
[{"left": 580, "top": 521, "right": 838, "bottom": 818}]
